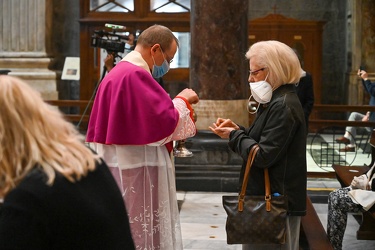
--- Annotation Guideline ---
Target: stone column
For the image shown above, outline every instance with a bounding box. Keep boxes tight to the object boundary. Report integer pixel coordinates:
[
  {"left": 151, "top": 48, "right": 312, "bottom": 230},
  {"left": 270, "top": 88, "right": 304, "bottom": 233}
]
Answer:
[
  {"left": 348, "top": 0, "right": 375, "bottom": 105},
  {"left": 361, "top": 0, "right": 375, "bottom": 71},
  {"left": 175, "top": 0, "right": 249, "bottom": 192},
  {"left": 190, "top": 0, "right": 249, "bottom": 130},
  {"left": 361, "top": 0, "right": 375, "bottom": 105},
  {"left": 0, "top": 0, "right": 57, "bottom": 100}
]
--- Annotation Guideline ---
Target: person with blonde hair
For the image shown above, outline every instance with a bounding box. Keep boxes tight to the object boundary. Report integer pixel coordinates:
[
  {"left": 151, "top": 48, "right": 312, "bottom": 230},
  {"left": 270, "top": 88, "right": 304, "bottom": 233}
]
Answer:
[
  {"left": 210, "top": 40, "right": 307, "bottom": 250},
  {"left": 0, "top": 75, "right": 135, "bottom": 249}
]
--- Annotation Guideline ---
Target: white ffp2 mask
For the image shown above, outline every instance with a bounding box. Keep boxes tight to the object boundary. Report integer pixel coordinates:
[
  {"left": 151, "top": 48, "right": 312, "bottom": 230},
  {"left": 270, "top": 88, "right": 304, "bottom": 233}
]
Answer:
[{"left": 249, "top": 75, "right": 272, "bottom": 104}]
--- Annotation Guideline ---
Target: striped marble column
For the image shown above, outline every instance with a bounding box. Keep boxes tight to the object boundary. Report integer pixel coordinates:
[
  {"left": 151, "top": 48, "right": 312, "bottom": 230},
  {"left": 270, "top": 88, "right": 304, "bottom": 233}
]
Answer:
[
  {"left": 0, "top": 0, "right": 57, "bottom": 99},
  {"left": 190, "top": 0, "right": 250, "bottom": 130},
  {"left": 348, "top": 0, "right": 375, "bottom": 105}
]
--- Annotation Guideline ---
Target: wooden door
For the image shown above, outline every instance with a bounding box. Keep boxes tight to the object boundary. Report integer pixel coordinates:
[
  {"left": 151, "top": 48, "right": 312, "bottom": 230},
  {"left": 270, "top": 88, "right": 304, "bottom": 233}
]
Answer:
[
  {"left": 79, "top": 0, "right": 190, "bottom": 101},
  {"left": 248, "top": 14, "right": 325, "bottom": 104}
]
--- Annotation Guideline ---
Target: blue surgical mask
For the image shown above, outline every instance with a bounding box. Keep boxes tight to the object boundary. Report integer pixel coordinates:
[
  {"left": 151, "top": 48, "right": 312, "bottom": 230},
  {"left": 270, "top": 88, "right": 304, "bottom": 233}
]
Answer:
[{"left": 151, "top": 49, "right": 170, "bottom": 78}]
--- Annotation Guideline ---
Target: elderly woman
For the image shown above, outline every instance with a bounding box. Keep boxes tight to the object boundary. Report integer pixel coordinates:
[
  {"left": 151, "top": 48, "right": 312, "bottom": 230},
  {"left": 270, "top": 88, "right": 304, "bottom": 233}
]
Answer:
[
  {"left": 0, "top": 75, "right": 135, "bottom": 249},
  {"left": 210, "top": 40, "right": 307, "bottom": 250}
]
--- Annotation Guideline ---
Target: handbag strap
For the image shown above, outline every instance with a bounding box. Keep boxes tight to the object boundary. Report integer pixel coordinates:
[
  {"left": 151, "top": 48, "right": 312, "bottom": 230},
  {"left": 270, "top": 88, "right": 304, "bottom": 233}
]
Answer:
[
  {"left": 264, "top": 168, "right": 271, "bottom": 212},
  {"left": 238, "top": 144, "right": 272, "bottom": 212},
  {"left": 238, "top": 144, "right": 259, "bottom": 211}
]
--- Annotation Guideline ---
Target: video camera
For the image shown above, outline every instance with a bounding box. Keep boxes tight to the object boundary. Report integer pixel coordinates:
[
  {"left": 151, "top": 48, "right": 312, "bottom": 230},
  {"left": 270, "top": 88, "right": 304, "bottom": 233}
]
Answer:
[{"left": 90, "top": 23, "right": 140, "bottom": 56}]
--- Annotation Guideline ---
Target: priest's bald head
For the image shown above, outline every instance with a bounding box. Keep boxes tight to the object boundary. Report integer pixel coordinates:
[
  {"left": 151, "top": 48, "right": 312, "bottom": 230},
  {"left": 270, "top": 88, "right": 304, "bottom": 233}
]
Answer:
[{"left": 135, "top": 24, "right": 179, "bottom": 78}]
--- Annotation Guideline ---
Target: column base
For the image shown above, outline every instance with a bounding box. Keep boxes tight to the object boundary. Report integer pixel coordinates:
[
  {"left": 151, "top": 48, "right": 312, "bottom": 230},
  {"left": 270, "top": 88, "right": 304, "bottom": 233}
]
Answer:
[
  {"left": 0, "top": 57, "right": 58, "bottom": 100},
  {"left": 193, "top": 99, "right": 250, "bottom": 130}
]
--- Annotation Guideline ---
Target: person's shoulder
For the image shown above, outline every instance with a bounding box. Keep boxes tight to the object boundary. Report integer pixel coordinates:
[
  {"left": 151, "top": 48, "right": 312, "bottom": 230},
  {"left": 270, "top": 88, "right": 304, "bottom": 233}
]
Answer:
[
  {"left": 300, "top": 72, "right": 313, "bottom": 82},
  {"left": 115, "top": 61, "right": 150, "bottom": 76},
  {"left": 18, "top": 168, "right": 48, "bottom": 188},
  {"left": 271, "top": 86, "right": 301, "bottom": 108},
  {"left": 2, "top": 169, "right": 49, "bottom": 210}
]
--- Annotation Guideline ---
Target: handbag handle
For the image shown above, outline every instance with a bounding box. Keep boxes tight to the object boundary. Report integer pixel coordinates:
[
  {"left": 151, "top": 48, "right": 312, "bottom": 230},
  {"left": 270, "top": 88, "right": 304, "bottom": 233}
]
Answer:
[{"left": 238, "top": 144, "right": 272, "bottom": 212}]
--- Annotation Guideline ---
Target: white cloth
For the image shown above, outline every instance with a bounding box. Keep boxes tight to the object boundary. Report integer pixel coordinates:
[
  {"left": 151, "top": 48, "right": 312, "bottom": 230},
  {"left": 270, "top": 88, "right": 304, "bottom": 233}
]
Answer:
[
  {"left": 348, "top": 190, "right": 375, "bottom": 211},
  {"left": 348, "top": 164, "right": 375, "bottom": 211},
  {"left": 89, "top": 98, "right": 195, "bottom": 250},
  {"left": 89, "top": 50, "right": 196, "bottom": 249}
]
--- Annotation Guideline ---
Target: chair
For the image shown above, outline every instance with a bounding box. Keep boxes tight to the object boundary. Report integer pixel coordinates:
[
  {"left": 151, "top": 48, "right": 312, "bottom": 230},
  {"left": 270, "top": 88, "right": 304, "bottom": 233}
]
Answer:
[{"left": 357, "top": 128, "right": 372, "bottom": 154}]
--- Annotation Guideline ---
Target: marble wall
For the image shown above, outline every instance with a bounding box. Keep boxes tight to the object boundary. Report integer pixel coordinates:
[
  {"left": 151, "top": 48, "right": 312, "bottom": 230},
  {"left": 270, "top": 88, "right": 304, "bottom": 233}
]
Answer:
[
  {"left": 2, "top": 0, "right": 373, "bottom": 108},
  {"left": 49, "top": 0, "right": 80, "bottom": 102},
  {"left": 191, "top": 0, "right": 249, "bottom": 129},
  {"left": 0, "top": 0, "right": 80, "bottom": 101},
  {"left": 248, "top": 0, "right": 347, "bottom": 105},
  {"left": 0, "top": 0, "right": 58, "bottom": 99}
]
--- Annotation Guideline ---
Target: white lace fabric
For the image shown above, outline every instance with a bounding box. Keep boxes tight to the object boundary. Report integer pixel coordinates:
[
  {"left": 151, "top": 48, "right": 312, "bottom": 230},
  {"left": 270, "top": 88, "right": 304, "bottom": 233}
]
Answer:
[{"left": 88, "top": 98, "right": 195, "bottom": 250}]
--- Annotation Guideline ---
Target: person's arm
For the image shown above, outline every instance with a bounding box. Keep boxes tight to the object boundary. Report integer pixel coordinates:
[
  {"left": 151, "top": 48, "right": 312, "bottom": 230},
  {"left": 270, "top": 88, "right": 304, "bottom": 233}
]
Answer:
[
  {"left": 104, "top": 54, "right": 115, "bottom": 72},
  {"left": 303, "top": 74, "right": 315, "bottom": 118},
  {"left": 147, "top": 89, "right": 199, "bottom": 145},
  {"left": 359, "top": 70, "right": 375, "bottom": 96},
  {"left": 228, "top": 101, "right": 299, "bottom": 165}
]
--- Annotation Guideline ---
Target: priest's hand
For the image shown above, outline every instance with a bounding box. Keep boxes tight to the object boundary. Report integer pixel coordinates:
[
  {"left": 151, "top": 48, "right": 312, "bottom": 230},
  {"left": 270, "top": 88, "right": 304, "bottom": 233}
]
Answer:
[{"left": 177, "top": 88, "right": 199, "bottom": 104}]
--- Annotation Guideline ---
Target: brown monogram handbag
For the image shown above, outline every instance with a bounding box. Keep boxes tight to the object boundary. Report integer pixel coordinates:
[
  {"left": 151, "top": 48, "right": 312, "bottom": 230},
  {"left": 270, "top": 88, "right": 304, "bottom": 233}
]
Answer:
[{"left": 222, "top": 144, "right": 288, "bottom": 244}]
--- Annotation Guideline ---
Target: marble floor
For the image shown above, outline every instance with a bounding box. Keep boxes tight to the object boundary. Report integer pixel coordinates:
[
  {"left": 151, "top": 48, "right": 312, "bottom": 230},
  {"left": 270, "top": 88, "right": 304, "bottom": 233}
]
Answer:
[
  {"left": 177, "top": 134, "right": 375, "bottom": 249},
  {"left": 178, "top": 190, "right": 375, "bottom": 250}
]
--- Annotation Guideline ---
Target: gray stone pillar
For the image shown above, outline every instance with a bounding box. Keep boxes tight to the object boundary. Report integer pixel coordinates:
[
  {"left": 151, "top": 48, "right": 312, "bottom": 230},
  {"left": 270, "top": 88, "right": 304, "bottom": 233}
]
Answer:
[
  {"left": 175, "top": 0, "right": 249, "bottom": 191},
  {"left": 190, "top": 0, "right": 249, "bottom": 130},
  {"left": 0, "top": 0, "right": 57, "bottom": 99}
]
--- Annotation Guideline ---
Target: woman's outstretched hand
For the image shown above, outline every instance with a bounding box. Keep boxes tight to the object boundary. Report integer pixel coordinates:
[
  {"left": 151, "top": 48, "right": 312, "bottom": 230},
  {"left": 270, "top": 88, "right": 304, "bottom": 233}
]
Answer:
[{"left": 209, "top": 118, "right": 239, "bottom": 139}]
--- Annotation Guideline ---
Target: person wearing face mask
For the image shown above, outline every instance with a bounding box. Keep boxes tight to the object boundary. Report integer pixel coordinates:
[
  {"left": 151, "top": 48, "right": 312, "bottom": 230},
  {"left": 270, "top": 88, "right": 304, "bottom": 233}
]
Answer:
[
  {"left": 246, "top": 70, "right": 272, "bottom": 114},
  {"left": 103, "top": 32, "right": 136, "bottom": 73},
  {"left": 86, "top": 24, "right": 199, "bottom": 250},
  {"left": 209, "top": 40, "right": 307, "bottom": 250}
]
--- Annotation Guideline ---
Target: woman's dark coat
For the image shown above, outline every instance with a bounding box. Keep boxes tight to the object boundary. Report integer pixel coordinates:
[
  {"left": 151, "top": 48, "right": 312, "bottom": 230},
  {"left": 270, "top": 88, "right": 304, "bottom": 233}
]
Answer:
[{"left": 228, "top": 84, "right": 307, "bottom": 216}]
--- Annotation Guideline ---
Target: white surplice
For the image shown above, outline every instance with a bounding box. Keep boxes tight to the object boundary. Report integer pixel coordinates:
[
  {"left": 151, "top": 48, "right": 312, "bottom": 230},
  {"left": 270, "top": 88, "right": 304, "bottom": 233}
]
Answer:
[{"left": 89, "top": 97, "right": 195, "bottom": 250}]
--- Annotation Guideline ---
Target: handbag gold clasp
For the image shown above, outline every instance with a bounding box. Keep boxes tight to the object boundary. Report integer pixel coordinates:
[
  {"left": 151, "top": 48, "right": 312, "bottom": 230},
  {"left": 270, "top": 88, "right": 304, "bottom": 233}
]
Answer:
[
  {"left": 265, "top": 195, "right": 271, "bottom": 212},
  {"left": 238, "top": 197, "right": 244, "bottom": 212}
]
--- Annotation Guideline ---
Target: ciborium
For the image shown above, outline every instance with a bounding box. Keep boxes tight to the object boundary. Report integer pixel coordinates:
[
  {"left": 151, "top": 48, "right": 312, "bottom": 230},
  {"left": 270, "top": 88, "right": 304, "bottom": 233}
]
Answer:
[{"left": 173, "top": 110, "right": 197, "bottom": 157}]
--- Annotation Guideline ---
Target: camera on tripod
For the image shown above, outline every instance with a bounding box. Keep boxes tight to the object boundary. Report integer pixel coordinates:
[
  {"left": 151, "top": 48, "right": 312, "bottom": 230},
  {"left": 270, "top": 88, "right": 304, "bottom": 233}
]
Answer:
[{"left": 90, "top": 23, "right": 136, "bottom": 56}]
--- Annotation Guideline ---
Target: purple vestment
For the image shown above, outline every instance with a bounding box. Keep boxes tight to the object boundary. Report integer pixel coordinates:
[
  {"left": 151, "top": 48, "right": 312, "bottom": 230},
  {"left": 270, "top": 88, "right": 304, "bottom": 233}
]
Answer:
[{"left": 86, "top": 61, "right": 179, "bottom": 145}]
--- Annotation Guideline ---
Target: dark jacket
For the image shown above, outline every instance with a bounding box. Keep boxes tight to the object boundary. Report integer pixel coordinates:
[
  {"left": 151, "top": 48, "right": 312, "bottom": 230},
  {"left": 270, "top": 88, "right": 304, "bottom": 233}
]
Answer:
[
  {"left": 228, "top": 84, "right": 307, "bottom": 216},
  {"left": 0, "top": 161, "right": 135, "bottom": 250},
  {"left": 296, "top": 72, "right": 314, "bottom": 131}
]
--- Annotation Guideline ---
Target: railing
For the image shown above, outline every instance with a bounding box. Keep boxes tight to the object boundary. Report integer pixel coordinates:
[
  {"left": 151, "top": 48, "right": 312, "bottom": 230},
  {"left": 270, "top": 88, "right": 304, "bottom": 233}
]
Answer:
[
  {"left": 44, "top": 101, "right": 375, "bottom": 178},
  {"left": 45, "top": 100, "right": 92, "bottom": 123},
  {"left": 308, "top": 104, "right": 375, "bottom": 176},
  {"left": 44, "top": 101, "right": 375, "bottom": 131},
  {"left": 45, "top": 101, "right": 375, "bottom": 130},
  {"left": 310, "top": 104, "right": 375, "bottom": 129}
]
